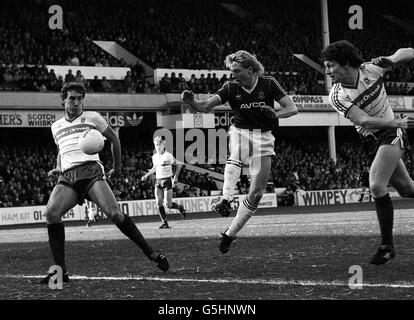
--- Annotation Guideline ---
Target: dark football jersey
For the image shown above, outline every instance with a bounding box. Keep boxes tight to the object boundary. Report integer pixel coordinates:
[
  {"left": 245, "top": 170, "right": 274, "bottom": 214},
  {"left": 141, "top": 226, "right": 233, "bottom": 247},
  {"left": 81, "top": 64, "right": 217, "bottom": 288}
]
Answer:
[{"left": 216, "top": 75, "right": 287, "bottom": 131}]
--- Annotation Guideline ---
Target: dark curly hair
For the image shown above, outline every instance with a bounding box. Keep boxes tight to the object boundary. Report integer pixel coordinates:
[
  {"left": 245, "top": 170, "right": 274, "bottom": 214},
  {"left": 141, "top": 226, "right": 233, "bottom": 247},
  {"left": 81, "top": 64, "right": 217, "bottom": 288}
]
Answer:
[
  {"left": 321, "top": 40, "right": 364, "bottom": 67},
  {"left": 60, "top": 82, "right": 86, "bottom": 101}
]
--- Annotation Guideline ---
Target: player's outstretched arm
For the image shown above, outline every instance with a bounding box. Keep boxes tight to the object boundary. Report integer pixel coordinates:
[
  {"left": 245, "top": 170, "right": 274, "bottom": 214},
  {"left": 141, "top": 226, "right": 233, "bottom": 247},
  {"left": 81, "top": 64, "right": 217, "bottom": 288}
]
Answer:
[
  {"left": 181, "top": 90, "right": 220, "bottom": 113},
  {"left": 371, "top": 48, "right": 414, "bottom": 68},
  {"left": 102, "top": 126, "right": 122, "bottom": 176},
  {"left": 141, "top": 166, "right": 156, "bottom": 181},
  {"left": 275, "top": 95, "right": 298, "bottom": 118},
  {"left": 347, "top": 106, "right": 408, "bottom": 129}
]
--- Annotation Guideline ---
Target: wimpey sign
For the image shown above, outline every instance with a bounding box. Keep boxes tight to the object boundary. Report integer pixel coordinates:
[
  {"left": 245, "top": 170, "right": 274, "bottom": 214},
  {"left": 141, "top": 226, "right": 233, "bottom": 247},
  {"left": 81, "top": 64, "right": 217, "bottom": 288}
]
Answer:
[
  {"left": 0, "top": 194, "right": 277, "bottom": 226},
  {"left": 296, "top": 188, "right": 405, "bottom": 206}
]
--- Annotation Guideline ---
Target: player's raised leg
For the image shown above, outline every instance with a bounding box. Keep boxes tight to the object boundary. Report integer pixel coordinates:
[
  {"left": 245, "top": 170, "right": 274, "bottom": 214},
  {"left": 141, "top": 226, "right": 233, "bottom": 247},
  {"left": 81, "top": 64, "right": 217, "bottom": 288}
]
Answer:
[
  {"left": 215, "top": 128, "right": 245, "bottom": 217},
  {"left": 89, "top": 180, "right": 169, "bottom": 272},
  {"left": 219, "top": 155, "right": 272, "bottom": 254}
]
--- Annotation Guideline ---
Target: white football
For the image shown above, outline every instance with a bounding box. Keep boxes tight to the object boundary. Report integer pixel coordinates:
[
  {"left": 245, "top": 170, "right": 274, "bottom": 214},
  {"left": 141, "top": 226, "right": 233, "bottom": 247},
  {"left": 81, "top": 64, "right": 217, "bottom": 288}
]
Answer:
[{"left": 78, "top": 129, "right": 105, "bottom": 155}]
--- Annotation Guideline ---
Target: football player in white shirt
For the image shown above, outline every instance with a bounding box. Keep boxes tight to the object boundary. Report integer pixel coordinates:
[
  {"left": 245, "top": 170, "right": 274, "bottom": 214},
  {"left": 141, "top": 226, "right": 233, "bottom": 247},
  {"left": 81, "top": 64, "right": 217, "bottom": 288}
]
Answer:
[
  {"left": 41, "top": 83, "right": 169, "bottom": 285},
  {"left": 322, "top": 40, "right": 414, "bottom": 265},
  {"left": 141, "top": 136, "right": 186, "bottom": 229}
]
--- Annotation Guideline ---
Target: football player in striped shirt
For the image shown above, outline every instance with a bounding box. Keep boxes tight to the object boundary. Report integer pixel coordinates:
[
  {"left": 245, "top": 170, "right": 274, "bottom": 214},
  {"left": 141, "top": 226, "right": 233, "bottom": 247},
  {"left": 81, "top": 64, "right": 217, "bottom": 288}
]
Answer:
[
  {"left": 182, "top": 50, "right": 298, "bottom": 254},
  {"left": 322, "top": 40, "right": 414, "bottom": 264},
  {"left": 141, "top": 136, "right": 186, "bottom": 229},
  {"left": 40, "top": 83, "right": 169, "bottom": 285}
]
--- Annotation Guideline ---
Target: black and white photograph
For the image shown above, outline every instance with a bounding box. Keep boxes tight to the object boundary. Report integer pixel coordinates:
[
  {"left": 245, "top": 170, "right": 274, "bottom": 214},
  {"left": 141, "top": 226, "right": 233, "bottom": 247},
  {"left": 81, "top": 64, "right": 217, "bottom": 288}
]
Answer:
[{"left": 0, "top": 0, "right": 413, "bottom": 307}]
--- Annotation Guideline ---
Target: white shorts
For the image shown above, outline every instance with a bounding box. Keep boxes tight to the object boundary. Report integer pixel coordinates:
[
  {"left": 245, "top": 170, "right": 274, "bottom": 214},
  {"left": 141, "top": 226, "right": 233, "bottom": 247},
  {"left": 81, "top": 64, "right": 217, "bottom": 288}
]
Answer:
[{"left": 228, "top": 125, "right": 275, "bottom": 163}]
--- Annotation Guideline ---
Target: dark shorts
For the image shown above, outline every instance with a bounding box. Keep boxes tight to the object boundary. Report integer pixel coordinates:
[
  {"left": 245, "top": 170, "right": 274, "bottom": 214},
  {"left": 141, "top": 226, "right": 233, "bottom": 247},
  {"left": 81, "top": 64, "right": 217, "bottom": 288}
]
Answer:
[
  {"left": 58, "top": 161, "right": 105, "bottom": 205},
  {"left": 361, "top": 128, "right": 410, "bottom": 161},
  {"left": 155, "top": 177, "right": 173, "bottom": 190}
]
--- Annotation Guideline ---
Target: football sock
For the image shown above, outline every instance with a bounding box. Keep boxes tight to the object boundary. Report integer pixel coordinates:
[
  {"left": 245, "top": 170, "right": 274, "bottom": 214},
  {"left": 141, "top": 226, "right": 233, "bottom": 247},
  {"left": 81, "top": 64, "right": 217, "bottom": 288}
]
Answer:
[
  {"left": 223, "top": 158, "right": 243, "bottom": 201},
  {"left": 170, "top": 202, "right": 180, "bottom": 210},
  {"left": 226, "top": 197, "right": 258, "bottom": 238},
  {"left": 47, "top": 223, "right": 66, "bottom": 274},
  {"left": 116, "top": 214, "right": 153, "bottom": 257},
  {"left": 374, "top": 194, "right": 394, "bottom": 246},
  {"left": 158, "top": 205, "right": 167, "bottom": 221}
]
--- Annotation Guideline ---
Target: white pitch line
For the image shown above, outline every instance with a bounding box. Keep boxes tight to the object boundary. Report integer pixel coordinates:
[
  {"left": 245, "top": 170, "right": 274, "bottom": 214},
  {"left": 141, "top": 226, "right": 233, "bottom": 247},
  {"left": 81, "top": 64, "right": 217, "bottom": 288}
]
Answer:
[{"left": 1, "top": 274, "right": 414, "bottom": 289}]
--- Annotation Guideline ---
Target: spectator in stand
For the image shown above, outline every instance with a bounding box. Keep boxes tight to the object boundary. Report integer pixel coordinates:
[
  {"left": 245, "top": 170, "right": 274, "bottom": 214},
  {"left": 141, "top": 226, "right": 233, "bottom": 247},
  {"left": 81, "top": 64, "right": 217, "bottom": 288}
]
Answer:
[
  {"left": 90, "top": 75, "right": 102, "bottom": 92},
  {"left": 131, "top": 61, "right": 145, "bottom": 80},
  {"left": 135, "top": 80, "right": 144, "bottom": 93},
  {"left": 188, "top": 74, "right": 197, "bottom": 91},
  {"left": 198, "top": 74, "right": 206, "bottom": 89},
  {"left": 205, "top": 175, "right": 218, "bottom": 195},
  {"left": 101, "top": 76, "right": 112, "bottom": 92},
  {"left": 55, "top": 76, "right": 64, "bottom": 91},
  {"left": 170, "top": 72, "right": 179, "bottom": 92},
  {"left": 177, "top": 73, "right": 186, "bottom": 88},
  {"left": 64, "top": 69, "right": 76, "bottom": 83},
  {"left": 159, "top": 73, "right": 171, "bottom": 93},
  {"left": 124, "top": 71, "right": 133, "bottom": 93},
  {"left": 2, "top": 67, "right": 13, "bottom": 83},
  {"left": 75, "top": 70, "right": 86, "bottom": 85},
  {"left": 49, "top": 69, "right": 57, "bottom": 83}
]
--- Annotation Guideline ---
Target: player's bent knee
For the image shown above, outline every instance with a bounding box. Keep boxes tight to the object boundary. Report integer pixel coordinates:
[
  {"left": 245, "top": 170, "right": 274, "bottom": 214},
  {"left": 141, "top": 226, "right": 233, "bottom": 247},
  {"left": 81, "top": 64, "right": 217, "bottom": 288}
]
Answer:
[
  {"left": 103, "top": 204, "right": 123, "bottom": 222},
  {"left": 370, "top": 182, "right": 387, "bottom": 198},
  {"left": 44, "top": 208, "right": 62, "bottom": 224},
  {"left": 110, "top": 212, "right": 124, "bottom": 224}
]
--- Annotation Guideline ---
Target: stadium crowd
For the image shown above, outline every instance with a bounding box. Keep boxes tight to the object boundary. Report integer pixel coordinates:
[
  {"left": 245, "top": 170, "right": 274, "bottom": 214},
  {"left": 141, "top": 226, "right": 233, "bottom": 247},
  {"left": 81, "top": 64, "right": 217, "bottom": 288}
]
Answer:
[
  {"left": 2, "top": 131, "right": 414, "bottom": 207},
  {"left": 1, "top": 0, "right": 414, "bottom": 95},
  {"left": 1, "top": 0, "right": 414, "bottom": 207}
]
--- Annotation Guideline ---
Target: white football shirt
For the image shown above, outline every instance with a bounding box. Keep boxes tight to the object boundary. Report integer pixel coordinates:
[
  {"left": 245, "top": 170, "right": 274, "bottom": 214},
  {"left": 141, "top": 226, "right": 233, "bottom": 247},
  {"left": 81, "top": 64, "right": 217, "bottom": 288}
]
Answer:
[
  {"left": 328, "top": 63, "right": 394, "bottom": 137},
  {"left": 51, "top": 111, "right": 108, "bottom": 171},
  {"left": 152, "top": 151, "right": 175, "bottom": 179}
]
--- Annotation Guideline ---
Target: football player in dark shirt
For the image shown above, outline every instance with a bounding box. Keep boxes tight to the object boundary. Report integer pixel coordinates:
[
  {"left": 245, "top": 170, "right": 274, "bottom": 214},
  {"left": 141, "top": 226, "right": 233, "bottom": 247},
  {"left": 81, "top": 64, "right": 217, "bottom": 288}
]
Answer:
[{"left": 182, "top": 50, "right": 297, "bottom": 254}]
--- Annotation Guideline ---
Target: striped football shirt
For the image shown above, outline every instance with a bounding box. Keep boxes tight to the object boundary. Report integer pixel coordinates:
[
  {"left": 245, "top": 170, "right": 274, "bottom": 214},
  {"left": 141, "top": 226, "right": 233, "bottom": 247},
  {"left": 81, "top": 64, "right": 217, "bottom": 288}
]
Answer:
[
  {"left": 328, "top": 63, "right": 394, "bottom": 137},
  {"left": 51, "top": 111, "right": 109, "bottom": 171}
]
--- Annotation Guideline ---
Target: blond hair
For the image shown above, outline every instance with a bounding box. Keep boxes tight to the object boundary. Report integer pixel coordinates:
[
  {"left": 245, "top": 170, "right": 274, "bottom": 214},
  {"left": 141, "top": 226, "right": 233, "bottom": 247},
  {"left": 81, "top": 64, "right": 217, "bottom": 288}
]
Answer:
[
  {"left": 153, "top": 136, "right": 164, "bottom": 144},
  {"left": 224, "top": 50, "right": 264, "bottom": 75}
]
